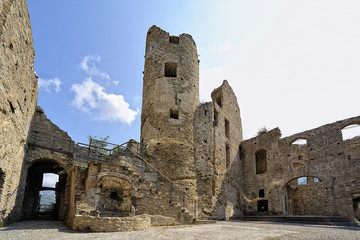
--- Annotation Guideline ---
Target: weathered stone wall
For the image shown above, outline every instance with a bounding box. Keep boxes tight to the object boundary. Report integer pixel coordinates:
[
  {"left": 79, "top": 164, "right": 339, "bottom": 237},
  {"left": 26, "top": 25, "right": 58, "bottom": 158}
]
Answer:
[
  {"left": 208, "top": 80, "right": 243, "bottom": 220},
  {"left": 0, "top": 0, "right": 38, "bottom": 224},
  {"left": 240, "top": 116, "right": 360, "bottom": 220},
  {"left": 72, "top": 154, "right": 194, "bottom": 225},
  {"left": 193, "top": 102, "right": 214, "bottom": 218},
  {"left": 16, "top": 107, "right": 74, "bottom": 221},
  {"left": 72, "top": 215, "right": 151, "bottom": 232}
]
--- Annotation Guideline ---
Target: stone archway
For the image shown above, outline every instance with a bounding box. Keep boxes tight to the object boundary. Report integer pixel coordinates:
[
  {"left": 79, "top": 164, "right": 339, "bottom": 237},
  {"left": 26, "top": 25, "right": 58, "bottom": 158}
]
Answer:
[
  {"left": 283, "top": 176, "right": 331, "bottom": 215},
  {"left": 22, "top": 160, "right": 67, "bottom": 220}
]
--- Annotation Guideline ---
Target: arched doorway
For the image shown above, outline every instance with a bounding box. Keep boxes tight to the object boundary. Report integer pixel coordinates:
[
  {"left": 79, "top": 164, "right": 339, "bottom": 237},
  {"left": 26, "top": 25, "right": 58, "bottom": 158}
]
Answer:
[
  {"left": 283, "top": 176, "right": 330, "bottom": 215},
  {"left": 22, "top": 160, "right": 67, "bottom": 220}
]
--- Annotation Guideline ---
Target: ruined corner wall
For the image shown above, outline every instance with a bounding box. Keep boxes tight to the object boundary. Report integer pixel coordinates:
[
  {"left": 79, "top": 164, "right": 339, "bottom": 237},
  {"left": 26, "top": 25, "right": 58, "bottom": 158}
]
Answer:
[
  {"left": 240, "top": 116, "right": 360, "bottom": 220},
  {"left": 0, "top": 0, "right": 38, "bottom": 224},
  {"left": 193, "top": 80, "right": 243, "bottom": 219}
]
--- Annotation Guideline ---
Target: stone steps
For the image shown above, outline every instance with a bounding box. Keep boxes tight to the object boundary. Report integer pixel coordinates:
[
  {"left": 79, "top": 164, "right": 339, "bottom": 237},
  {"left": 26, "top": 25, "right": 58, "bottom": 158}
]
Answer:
[{"left": 230, "top": 215, "right": 357, "bottom": 227}]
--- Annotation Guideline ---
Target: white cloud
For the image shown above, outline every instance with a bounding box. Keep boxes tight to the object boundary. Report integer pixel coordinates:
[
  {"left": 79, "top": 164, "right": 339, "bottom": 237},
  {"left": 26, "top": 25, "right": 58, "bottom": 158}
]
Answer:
[
  {"left": 80, "top": 55, "right": 110, "bottom": 79},
  {"left": 71, "top": 78, "right": 139, "bottom": 124},
  {"left": 38, "top": 78, "right": 62, "bottom": 93}
]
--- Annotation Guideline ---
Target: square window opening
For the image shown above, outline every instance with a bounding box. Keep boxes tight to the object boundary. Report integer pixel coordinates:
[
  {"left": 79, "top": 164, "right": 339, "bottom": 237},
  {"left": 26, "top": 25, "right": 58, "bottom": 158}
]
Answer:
[
  {"left": 165, "top": 62, "right": 177, "bottom": 77},
  {"left": 170, "top": 109, "right": 179, "bottom": 119}
]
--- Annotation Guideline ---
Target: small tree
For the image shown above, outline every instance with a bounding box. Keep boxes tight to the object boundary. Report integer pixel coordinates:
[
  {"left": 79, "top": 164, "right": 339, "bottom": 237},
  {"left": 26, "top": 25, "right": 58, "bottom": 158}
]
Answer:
[
  {"left": 88, "top": 135, "right": 110, "bottom": 154},
  {"left": 257, "top": 127, "right": 268, "bottom": 136}
]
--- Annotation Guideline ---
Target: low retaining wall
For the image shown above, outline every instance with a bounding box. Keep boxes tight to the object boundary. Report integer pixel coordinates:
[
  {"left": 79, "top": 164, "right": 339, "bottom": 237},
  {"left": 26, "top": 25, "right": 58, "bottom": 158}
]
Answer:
[{"left": 72, "top": 215, "right": 151, "bottom": 232}]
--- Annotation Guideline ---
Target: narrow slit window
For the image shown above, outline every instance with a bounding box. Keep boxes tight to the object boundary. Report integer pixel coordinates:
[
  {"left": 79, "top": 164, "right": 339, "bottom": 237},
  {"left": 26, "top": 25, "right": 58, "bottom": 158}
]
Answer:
[
  {"left": 170, "top": 109, "right": 179, "bottom": 119},
  {"left": 9, "top": 101, "right": 15, "bottom": 113},
  {"left": 0, "top": 169, "right": 5, "bottom": 196},
  {"left": 226, "top": 144, "right": 230, "bottom": 168},
  {"left": 213, "top": 109, "right": 218, "bottom": 126},
  {"left": 165, "top": 62, "right": 177, "bottom": 77},
  {"left": 225, "top": 118, "right": 230, "bottom": 138}
]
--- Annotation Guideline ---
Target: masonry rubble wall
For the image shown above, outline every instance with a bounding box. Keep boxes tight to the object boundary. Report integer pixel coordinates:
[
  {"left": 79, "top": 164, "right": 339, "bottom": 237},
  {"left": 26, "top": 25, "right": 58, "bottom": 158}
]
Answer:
[
  {"left": 140, "top": 25, "right": 199, "bottom": 201},
  {"left": 0, "top": 0, "right": 38, "bottom": 224},
  {"left": 72, "top": 215, "right": 151, "bottom": 232},
  {"left": 240, "top": 116, "right": 360, "bottom": 220},
  {"left": 72, "top": 154, "right": 194, "bottom": 226},
  {"left": 16, "top": 106, "right": 74, "bottom": 221}
]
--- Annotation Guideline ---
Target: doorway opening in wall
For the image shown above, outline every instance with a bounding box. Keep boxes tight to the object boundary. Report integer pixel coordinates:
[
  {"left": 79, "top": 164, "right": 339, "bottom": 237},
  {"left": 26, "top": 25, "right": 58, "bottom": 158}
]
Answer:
[
  {"left": 22, "top": 160, "right": 67, "bottom": 220},
  {"left": 257, "top": 200, "right": 268, "bottom": 212},
  {"left": 38, "top": 173, "right": 58, "bottom": 218},
  {"left": 353, "top": 196, "right": 360, "bottom": 221}
]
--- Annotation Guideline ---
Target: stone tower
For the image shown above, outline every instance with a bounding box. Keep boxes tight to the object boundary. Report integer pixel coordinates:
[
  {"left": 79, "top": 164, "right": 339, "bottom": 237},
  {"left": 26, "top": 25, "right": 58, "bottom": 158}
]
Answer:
[{"left": 140, "top": 25, "right": 199, "bottom": 192}]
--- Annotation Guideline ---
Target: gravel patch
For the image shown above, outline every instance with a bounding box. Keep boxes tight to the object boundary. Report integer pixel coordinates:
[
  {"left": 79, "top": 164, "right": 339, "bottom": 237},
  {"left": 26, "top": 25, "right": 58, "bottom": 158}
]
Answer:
[{"left": 0, "top": 220, "right": 359, "bottom": 240}]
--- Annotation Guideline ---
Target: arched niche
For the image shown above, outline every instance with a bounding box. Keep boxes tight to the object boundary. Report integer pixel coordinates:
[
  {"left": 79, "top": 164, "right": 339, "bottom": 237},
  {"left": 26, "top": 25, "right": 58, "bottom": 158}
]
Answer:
[
  {"left": 255, "top": 149, "right": 267, "bottom": 174},
  {"left": 96, "top": 176, "right": 132, "bottom": 215}
]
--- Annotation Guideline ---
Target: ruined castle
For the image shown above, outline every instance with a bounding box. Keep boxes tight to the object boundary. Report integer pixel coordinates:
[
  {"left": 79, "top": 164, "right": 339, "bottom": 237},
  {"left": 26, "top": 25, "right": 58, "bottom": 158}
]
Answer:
[{"left": 0, "top": 0, "right": 359, "bottom": 232}]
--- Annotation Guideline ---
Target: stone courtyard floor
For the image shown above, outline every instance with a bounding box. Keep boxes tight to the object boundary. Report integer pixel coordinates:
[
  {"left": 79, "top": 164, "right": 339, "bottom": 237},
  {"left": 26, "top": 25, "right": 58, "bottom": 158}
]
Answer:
[{"left": 0, "top": 219, "right": 359, "bottom": 240}]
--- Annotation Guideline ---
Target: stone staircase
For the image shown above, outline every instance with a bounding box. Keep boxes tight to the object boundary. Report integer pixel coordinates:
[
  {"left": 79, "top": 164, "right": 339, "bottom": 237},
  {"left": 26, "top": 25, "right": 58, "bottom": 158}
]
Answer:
[{"left": 230, "top": 215, "right": 357, "bottom": 227}]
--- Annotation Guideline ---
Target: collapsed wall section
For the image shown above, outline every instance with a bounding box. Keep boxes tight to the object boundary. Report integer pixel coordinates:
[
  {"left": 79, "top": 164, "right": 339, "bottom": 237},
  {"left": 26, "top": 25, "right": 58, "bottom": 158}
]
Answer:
[{"left": 0, "top": 0, "right": 38, "bottom": 224}]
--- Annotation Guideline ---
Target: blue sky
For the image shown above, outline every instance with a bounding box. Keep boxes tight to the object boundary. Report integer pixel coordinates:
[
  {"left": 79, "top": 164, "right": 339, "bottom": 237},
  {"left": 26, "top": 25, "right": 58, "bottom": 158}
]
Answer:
[{"left": 28, "top": 0, "right": 360, "bottom": 145}]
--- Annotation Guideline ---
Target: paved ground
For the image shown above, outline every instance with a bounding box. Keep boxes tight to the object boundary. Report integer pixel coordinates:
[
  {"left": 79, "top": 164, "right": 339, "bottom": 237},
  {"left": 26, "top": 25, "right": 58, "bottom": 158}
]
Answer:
[{"left": 0, "top": 220, "right": 359, "bottom": 240}]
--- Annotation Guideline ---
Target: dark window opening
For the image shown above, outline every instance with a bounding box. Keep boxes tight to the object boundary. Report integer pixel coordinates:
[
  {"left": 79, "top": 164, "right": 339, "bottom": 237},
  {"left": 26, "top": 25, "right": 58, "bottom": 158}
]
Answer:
[
  {"left": 225, "top": 118, "right": 230, "bottom": 138},
  {"left": 259, "top": 189, "right": 265, "bottom": 198},
  {"left": 226, "top": 144, "right": 230, "bottom": 168},
  {"left": 216, "top": 96, "right": 222, "bottom": 107},
  {"left": 9, "top": 101, "right": 15, "bottom": 113},
  {"left": 347, "top": 155, "right": 351, "bottom": 160},
  {"left": 257, "top": 200, "right": 268, "bottom": 212},
  {"left": 255, "top": 149, "right": 267, "bottom": 174},
  {"left": 165, "top": 62, "right": 177, "bottom": 77},
  {"left": 169, "top": 36, "right": 179, "bottom": 43},
  {"left": 110, "top": 191, "right": 123, "bottom": 202},
  {"left": 204, "top": 110, "right": 207, "bottom": 116},
  {"left": 170, "top": 109, "right": 179, "bottom": 119}
]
